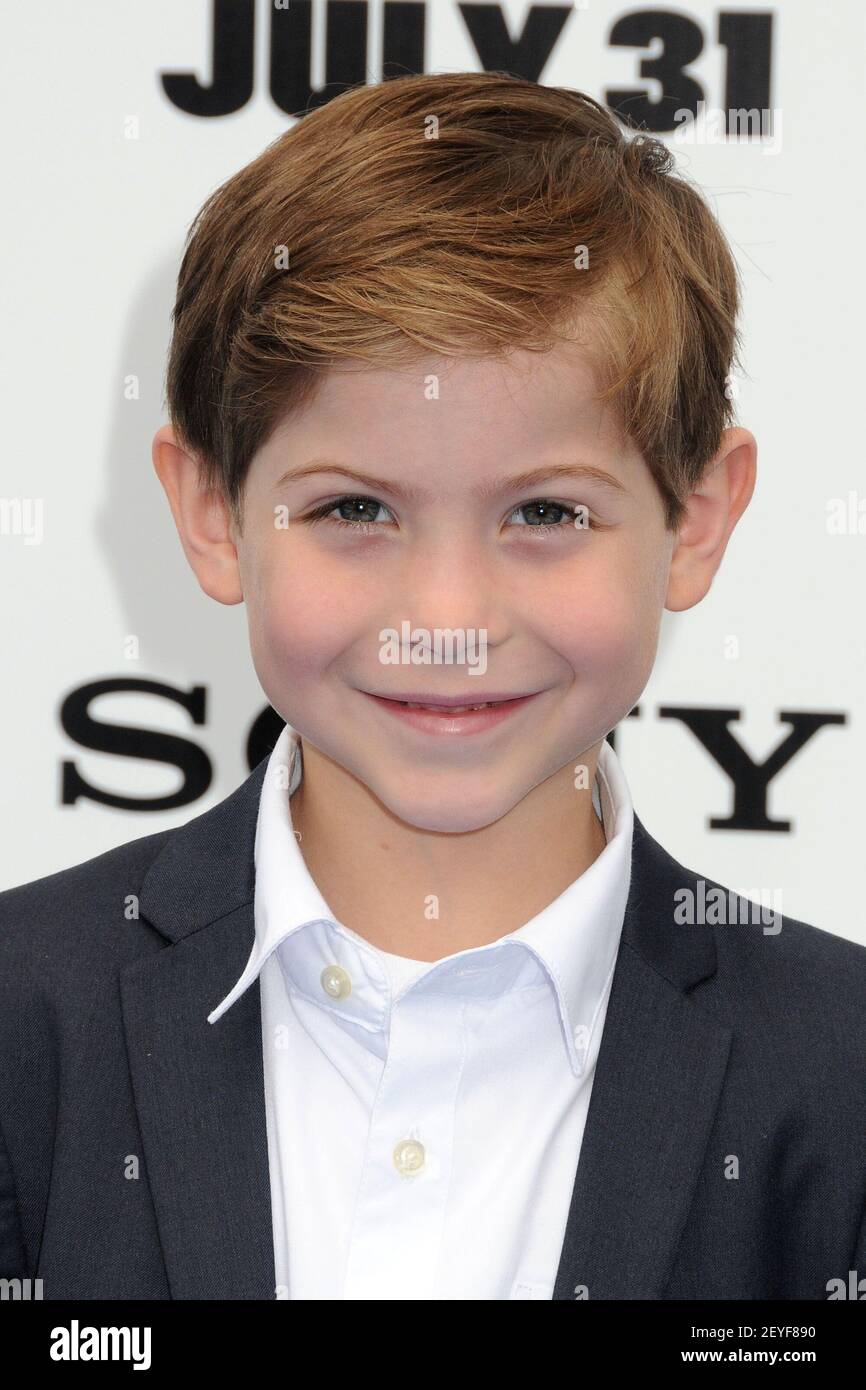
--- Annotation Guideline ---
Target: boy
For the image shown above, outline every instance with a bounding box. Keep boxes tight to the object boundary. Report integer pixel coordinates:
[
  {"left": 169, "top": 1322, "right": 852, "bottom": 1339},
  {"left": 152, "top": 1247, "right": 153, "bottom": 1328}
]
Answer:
[{"left": 2, "top": 71, "right": 865, "bottom": 1301}]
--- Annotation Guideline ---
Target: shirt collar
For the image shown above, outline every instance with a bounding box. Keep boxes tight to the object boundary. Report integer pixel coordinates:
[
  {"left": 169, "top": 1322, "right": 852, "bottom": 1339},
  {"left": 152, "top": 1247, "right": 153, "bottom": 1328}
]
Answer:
[{"left": 208, "top": 722, "right": 633, "bottom": 1077}]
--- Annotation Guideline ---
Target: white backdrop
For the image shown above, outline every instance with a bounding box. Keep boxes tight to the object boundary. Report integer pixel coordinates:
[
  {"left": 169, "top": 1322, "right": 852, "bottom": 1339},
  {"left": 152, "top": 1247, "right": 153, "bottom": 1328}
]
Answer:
[{"left": 2, "top": 0, "right": 864, "bottom": 945}]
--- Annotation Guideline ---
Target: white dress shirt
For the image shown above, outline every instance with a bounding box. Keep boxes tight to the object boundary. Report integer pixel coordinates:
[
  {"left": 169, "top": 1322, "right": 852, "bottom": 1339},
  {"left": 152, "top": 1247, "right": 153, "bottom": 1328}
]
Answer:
[{"left": 209, "top": 721, "right": 634, "bottom": 1300}]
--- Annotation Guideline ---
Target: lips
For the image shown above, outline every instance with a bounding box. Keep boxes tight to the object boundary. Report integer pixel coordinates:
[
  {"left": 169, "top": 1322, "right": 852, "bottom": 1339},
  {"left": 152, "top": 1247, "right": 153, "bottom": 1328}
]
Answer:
[
  {"left": 390, "top": 699, "right": 512, "bottom": 714},
  {"left": 362, "top": 690, "right": 542, "bottom": 735},
  {"left": 367, "top": 692, "right": 532, "bottom": 708}
]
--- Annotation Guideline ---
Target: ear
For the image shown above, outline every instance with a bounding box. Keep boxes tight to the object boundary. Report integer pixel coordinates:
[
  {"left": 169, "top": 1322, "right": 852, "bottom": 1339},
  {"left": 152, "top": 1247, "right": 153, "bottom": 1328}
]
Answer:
[
  {"left": 665, "top": 427, "right": 757, "bottom": 612},
  {"left": 151, "top": 424, "right": 243, "bottom": 605}
]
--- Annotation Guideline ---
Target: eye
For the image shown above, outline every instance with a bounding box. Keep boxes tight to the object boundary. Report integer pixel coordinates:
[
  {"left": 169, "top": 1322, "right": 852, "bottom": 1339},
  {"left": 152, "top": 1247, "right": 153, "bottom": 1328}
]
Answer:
[
  {"left": 303, "top": 494, "right": 396, "bottom": 534},
  {"left": 506, "top": 499, "right": 594, "bottom": 535},
  {"left": 300, "top": 493, "right": 598, "bottom": 537}
]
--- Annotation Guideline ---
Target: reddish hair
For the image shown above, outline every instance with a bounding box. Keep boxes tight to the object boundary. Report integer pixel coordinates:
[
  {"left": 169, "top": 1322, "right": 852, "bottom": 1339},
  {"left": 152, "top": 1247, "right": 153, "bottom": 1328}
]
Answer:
[{"left": 165, "top": 71, "right": 742, "bottom": 532}]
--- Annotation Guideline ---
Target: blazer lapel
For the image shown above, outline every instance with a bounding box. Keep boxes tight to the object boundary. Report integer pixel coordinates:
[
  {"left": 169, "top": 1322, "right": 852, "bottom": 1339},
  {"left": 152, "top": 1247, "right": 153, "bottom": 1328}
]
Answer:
[
  {"left": 552, "top": 812, "right": 733, "bottom": 1300},
  {"left": 121, "top": 758, "right": 276, "bottom": 1300}
]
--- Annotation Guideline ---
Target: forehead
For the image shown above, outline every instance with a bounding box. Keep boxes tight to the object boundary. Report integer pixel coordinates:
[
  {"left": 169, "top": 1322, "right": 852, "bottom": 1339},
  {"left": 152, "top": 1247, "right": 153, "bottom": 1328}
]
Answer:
[{"left": 254, "top": 342, "right": 643, "bottom": 495}]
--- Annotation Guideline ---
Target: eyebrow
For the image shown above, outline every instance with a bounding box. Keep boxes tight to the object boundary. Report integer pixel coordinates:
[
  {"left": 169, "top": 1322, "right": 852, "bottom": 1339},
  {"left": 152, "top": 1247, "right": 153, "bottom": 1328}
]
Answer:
[{"left": 273, "top": 459, "right": 628, "bottom": 501}]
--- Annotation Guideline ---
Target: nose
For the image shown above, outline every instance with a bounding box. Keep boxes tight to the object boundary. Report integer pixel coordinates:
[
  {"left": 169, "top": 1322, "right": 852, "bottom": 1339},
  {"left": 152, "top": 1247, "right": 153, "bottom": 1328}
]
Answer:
[{"left": 391, "top": 532, "right": 509, "bottom": 646}]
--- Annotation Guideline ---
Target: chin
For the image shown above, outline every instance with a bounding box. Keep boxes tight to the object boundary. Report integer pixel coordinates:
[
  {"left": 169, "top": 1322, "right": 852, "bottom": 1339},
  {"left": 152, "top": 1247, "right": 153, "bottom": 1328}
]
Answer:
[{"left": 379, "top": 786, "right": 515, "bottom": 835}]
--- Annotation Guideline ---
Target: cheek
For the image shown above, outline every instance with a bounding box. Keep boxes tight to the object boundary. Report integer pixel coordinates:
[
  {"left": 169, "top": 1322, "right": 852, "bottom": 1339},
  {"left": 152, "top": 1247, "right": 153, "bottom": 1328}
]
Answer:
[
  {"left": 245, "top": 534, "right": 370, "bottom": 677},
  {"left": 540, "top": 542, "right": 665, "bottom": 679}
]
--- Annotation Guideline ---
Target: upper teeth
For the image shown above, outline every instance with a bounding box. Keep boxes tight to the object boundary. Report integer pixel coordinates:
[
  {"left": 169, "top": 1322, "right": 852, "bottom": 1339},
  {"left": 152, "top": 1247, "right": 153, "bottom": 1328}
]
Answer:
[{"left": 401, "top": 701, "right": 496, "bottom": 712}]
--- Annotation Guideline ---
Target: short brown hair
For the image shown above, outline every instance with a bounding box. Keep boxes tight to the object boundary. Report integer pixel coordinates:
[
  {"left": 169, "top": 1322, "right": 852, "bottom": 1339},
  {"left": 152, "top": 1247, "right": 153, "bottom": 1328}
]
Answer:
[{"left": 165, "top": 71, "right": 742, "bottom": 533}]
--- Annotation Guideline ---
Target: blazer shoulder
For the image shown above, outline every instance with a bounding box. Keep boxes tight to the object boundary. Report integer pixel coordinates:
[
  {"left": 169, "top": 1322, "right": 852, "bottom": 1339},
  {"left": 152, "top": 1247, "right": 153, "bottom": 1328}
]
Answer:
[
  {"left": 664, "top": 844, "right": 866, "bottom": 1083},
  {"left": 635, "top": 815, "right": 866, "bottom": 985},
  {"left": 702, "top": 871, "right": 866, "bottom": 991},
  {"left": 632, "top": 814, "right": 866, "bottom": 1047},
  {"left": 0, "top": 755, "right": 268, "bottom": 971},
  {"left": 0, "top": 824, "right": 174, "bottom": 961}
]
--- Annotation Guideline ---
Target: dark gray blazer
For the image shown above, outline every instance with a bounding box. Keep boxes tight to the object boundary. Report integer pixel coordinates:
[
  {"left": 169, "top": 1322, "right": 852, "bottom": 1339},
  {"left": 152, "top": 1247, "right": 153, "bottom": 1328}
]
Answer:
[{"left": 2, "top": 754, "right": 865, "bottom": 1300}]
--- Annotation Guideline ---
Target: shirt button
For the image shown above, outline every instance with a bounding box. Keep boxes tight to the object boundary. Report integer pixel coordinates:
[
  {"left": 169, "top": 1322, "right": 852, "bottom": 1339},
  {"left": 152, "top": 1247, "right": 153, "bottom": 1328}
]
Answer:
[
  {"left": 320, "top": 964, "right": 352, "bottom": 1000},
  {"left": 392, "top": 1139, "right": 426, "bottom": 1177}
]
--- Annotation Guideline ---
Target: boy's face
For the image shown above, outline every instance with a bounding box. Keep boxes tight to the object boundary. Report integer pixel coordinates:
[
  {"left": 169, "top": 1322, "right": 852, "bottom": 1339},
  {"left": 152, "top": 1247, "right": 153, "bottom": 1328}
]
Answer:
[{"left": 229, "top": 343, "right": 680, "bottom": 832}]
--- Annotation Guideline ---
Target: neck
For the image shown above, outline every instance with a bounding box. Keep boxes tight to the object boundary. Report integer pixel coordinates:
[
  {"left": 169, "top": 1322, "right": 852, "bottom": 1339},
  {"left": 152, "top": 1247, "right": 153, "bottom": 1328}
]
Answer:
[{"left": 290, "top": 740, "right": 608, "bottom": 961}]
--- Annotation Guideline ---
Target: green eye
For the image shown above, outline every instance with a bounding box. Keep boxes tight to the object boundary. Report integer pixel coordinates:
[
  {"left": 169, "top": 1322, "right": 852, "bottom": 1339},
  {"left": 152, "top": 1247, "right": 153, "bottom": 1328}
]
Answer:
[
  {"left": 302, "top": 494, "right": 596, "bottom": 537},
  {"left": 304, "top": 495, "right": 396, "bottom": 533},
  {"left": 507, "top": 500, "right": 594, "bottom": 534}
]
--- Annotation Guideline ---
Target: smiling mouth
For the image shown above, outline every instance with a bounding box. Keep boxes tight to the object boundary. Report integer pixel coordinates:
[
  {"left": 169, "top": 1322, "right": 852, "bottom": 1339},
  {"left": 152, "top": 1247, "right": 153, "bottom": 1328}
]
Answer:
[
  {"left": 394, "top": 700, "right": 507, "bottom": 713},
  {"left": 367, "top": 694, "right": 533, "bottom": 714}
]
